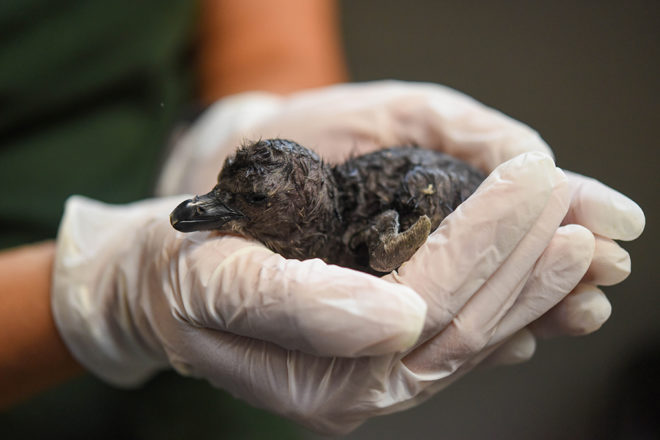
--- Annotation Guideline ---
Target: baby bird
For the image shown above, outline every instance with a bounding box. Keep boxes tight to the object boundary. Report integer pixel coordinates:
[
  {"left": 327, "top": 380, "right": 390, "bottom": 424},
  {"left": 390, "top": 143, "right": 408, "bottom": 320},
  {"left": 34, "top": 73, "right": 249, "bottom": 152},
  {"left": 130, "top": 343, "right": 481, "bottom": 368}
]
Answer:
[{"left": 170, "top": 139, "right": 485, "bottom": 274}]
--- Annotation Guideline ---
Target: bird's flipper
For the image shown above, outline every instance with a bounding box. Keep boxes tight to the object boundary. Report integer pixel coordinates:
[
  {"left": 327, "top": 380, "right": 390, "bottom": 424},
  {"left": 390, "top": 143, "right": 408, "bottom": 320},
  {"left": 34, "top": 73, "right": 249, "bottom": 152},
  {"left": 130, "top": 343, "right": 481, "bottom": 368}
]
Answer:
[{"left": 365, "top": 212, "right": 431, "bottom": 273}]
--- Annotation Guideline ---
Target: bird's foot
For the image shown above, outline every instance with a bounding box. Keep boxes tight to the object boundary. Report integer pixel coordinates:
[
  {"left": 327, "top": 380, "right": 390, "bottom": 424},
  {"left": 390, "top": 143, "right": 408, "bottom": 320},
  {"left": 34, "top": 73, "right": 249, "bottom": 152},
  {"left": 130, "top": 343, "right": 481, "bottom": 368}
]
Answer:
[{"left": 366, "top": 211, "right": 431, "bottom": 273}]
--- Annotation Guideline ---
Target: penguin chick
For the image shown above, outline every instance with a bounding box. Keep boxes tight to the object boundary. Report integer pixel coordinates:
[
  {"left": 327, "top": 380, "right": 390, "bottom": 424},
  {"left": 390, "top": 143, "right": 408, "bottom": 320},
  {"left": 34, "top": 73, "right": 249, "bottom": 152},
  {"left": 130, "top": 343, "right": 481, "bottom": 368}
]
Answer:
[{"left": 170, "top": 139, "right": 485, "bottom": 274}]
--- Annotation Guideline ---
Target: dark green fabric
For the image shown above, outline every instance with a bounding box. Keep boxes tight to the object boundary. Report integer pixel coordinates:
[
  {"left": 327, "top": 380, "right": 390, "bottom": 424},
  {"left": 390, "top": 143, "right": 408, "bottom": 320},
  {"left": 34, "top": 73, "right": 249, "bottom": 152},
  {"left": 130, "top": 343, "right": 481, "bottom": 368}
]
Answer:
[
  {"left": 0, "top": 1, "right": 301, "bottom": 438},
  {"left": 0, "top": 0, "right": 196, "bottom": 247},
  {"left": 4, "top": 373, "right": 302, "bottom": 440}
]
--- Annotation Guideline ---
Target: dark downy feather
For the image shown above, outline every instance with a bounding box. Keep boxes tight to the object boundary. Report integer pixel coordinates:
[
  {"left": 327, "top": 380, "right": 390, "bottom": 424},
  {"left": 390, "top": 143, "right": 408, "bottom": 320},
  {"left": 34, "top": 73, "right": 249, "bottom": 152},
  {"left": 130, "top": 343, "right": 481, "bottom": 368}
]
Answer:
[{"left": 171, "top": 139, "right": 485, "bottom": 274}]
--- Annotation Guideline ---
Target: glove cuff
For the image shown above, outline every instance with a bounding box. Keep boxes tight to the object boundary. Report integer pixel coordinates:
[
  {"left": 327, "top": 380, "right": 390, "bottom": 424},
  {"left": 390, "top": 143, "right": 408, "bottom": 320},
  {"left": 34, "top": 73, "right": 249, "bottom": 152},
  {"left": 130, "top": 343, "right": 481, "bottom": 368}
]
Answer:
[
  {"left": 155, "top": 92, "right": 282, "bottom": 196},
  {"left": 51, "top": 196, "right": 173, "bottom": 387}
]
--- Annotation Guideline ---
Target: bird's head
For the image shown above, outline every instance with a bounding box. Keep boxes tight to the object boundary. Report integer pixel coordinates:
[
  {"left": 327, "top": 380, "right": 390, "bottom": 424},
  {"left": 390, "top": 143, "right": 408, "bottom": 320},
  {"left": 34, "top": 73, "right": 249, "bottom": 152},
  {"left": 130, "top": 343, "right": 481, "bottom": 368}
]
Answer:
[{"left": 170, "top": 139, "right": 336, "bottom": 242}]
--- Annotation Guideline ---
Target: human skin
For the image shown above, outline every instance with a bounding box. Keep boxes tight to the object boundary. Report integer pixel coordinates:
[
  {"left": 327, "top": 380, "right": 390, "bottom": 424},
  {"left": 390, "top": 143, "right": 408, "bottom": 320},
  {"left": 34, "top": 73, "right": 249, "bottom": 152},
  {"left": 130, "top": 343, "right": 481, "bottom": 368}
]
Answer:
[
  {"left": 197, "top": 0, "right": 347, "bottom": 102},
  {"left": 0, "top": 0, "right": 347, "bottom": 409},
  {"left": 0, "top": 242, "right": 82, "bottom": 409}
]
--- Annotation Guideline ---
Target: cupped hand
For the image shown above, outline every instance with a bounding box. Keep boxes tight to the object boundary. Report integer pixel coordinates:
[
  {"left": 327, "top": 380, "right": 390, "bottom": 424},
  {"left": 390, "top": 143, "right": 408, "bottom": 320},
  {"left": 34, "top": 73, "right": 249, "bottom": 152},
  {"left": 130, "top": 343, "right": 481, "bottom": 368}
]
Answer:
[
  {"left": 158, "top": 81, "right": 644, "bottom": 362},
  {"left": 150, "top": 153, "right": 591, "bottom": 433}
]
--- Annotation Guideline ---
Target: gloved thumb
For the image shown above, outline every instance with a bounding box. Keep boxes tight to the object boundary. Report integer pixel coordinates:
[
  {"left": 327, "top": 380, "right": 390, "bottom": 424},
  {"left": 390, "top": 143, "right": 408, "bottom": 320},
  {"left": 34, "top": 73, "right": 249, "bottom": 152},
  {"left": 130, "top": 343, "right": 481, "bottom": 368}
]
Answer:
[{"left": 173, "top": 234, "right": 427, "bottom": 357}]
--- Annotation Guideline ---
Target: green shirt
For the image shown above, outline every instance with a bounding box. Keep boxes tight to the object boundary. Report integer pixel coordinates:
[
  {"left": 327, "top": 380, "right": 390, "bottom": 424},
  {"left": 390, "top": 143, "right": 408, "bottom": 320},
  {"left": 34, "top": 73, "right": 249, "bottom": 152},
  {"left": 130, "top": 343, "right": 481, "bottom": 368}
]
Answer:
[
  {"left": 0, "top": 2, "right": 301, "bottom": 438},
  {"left": 0, "top": 0, "right": 195, "bottom": 247}
]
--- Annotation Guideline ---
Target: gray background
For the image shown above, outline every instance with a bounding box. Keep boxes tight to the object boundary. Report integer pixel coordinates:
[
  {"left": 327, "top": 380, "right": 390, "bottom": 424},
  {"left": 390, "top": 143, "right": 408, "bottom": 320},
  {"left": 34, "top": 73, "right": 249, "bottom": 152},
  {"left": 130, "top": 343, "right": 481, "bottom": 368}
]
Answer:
[{"left": 308, "top": 1, "right": 658, "bottom": 438}]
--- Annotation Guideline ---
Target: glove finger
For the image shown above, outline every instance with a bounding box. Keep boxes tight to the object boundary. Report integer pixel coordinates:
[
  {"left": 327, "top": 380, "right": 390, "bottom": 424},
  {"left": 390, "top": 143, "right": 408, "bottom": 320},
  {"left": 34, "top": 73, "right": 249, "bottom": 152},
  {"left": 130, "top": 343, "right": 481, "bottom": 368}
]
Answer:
[
  {"left": 488, "top": 224, "right": 594, "bottom": 348},
  {"left": 479, "top": 328, "right": 537, "bottom": 367},
  {"left": 387, "top": 152, "right": 569, "bottom": 346},
  {"left": 563, "top": 171, "right": 645, "bottom": 241},
  {"left": 178, "top": 235, "right": 427, "bottom": 357},
  {"left": 529, "top": 283, "right": 612, "bottom": 338},
  {"left": 583, "top": 235, "right": 631, "bottom": 286},
  {"left": 213, "top": 81, "right": 555, "bottom": 170},
  {"left": 386, "top": 326, "right": 529, "bottom": 415},
  {"left": 387, "top": 329, "right": 534, "bottom": 418},
  {"left": 168, "top": 326, "right": 372, "bottom": 435},
  {"left": 382, "top": 82, "right": 555, "bottom": 171},
  {"left": 453, "top": 224, "right": 594, "bottom": 371},
  {"left": 273, "top": 81, "right": 555, "bottom": 170},
  {"left": 401, "top": 171, "right": 572, "bottom": 378},
  {"left": 390, "top": 330, "right": 508, "bottom": 413}
]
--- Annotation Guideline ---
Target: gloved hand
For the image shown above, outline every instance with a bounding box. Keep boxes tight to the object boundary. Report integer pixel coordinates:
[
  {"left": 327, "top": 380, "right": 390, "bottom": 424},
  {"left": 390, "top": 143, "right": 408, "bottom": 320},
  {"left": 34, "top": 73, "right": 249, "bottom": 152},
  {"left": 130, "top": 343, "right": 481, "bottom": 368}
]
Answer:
[
  {"left": 54, "top": 81, "right": 643, "bottom": 434},
  {"left": 158, "top": 80, "right": 645, "bottom": 363},
  {"left": 52, "top": 196, "right": 428, "bottom": 386},
  {"left": 53, "top": 153, "right": 590, "bottom": 434}
]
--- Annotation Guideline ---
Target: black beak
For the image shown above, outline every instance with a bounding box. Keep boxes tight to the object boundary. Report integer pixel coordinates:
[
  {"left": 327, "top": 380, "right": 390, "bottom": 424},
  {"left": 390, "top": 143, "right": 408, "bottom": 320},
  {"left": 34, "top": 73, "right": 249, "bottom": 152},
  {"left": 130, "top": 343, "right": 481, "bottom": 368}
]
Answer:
[{"left": 170, "top": 192, "right": 244, "bottom": 232}]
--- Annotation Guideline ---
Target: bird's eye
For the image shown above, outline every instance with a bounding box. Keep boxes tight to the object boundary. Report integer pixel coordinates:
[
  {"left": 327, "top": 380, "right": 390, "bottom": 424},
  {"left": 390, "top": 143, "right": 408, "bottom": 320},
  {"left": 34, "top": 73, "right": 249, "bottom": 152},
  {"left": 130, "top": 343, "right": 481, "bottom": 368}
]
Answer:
[{"left": 246, "top": 193, "right": 267, "bottom": 203}]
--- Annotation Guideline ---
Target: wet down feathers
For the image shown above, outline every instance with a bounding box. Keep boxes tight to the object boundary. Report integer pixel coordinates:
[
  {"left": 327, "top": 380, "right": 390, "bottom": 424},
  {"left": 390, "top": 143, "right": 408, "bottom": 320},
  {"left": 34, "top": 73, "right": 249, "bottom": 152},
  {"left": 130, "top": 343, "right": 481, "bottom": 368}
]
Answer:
[{"left": 170, "top": 139, "right": 485, "bottom": 274}]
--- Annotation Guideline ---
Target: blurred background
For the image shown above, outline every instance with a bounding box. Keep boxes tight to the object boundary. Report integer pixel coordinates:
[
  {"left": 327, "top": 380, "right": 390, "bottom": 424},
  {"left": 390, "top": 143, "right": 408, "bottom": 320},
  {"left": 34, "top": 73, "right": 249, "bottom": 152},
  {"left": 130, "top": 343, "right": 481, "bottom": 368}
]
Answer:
[
  {"left": 324, "top": 1, "right": 659, "bottom": 439},
  {"left": 2, "top": 1, "right": 657, "bottom": 439}
]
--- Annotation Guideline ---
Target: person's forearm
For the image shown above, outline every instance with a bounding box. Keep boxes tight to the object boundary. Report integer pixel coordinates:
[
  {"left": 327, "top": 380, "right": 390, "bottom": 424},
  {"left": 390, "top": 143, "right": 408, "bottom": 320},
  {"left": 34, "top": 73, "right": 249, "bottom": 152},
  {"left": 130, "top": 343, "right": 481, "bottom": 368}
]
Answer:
[
  {"left": 0, "top": 241, "right": 83, "bottom": 409},
  {"left": 198, "top": 0, "right": 348, "bottom": 102}
]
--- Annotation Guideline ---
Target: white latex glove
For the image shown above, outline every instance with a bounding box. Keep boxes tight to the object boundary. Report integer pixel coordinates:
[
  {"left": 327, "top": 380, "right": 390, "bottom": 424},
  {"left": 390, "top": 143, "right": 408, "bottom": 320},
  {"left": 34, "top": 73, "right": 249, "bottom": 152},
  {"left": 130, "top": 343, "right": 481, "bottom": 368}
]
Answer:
[
  {"left": 158, "top": 80, "right": 645, "bottom": 362},
  {"left": 52, "top": 196, "right": 428, "bottom": 386},
  {"left": 54, "top": 153, "right": 590, "bottom": 434}
]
